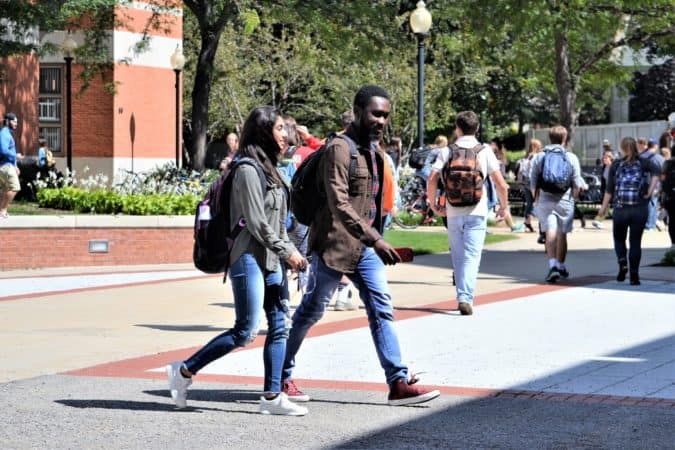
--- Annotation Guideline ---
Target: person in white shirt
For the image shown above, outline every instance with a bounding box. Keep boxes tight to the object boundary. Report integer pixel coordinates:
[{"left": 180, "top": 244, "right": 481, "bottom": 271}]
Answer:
[{"left": 427, "top": 111, "right": 510, "bottom": 316}]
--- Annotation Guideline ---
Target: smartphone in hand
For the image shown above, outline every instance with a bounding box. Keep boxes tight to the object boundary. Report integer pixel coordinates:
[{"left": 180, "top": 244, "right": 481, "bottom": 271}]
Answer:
[{"left": 394, "top": 247, "right": 414, "bottom": 263}]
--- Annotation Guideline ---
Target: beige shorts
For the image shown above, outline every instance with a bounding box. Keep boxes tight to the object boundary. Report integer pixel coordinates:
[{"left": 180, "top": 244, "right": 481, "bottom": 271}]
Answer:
[
  {"left": 535, "top": 198, "right": 574, "bottom": 233},
  {"left": 0, "top": 164, "right": 21, "bottom": 192}
]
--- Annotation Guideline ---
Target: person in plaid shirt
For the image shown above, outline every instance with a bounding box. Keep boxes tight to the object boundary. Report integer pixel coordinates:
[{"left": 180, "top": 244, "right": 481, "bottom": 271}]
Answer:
[
  {"left": 280, "top": 85, "right": 440, "bottom": 407},
  {"left": 597, "top": 137, "right": 660, "bottom": 285}
]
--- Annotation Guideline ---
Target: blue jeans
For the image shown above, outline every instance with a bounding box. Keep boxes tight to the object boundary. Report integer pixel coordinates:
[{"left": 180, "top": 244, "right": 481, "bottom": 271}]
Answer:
[
  {"left": 184, "top": 253, "right": 287, "bottom": 393},
  {"left": 646, "top": 197, "right": 657, "bottom": 229},
  {"left": 612, "top": 204, "right": 648, "bottom": 274},
  {"left": 447, "top": 215, "right": 487, "bottom": 305},
  {"left": 282, "top": 247, "right": 408, "bottom": 386}
]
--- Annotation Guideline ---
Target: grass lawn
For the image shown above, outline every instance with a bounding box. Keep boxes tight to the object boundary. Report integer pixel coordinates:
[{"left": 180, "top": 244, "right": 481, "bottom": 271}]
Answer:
[
  {"left": 384, "top": 229, "right": 518, "bottom": 255},
  {"left": 7, "top": 201, "right": 75, "bottom": 216}
]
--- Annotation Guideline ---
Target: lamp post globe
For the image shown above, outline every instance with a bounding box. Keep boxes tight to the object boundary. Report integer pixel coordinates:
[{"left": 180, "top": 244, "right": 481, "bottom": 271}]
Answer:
[
  {"left": 410, "top": 1, "right": 432, "bottom": 152},
  {"left": 170, "top": 47, "right": 185, "bottom": 168},
  {"left": 410, "top": 1, "right": 432, "bottom": 35},
  {"left": 170, "top": 46, "right": 186, "bottom": 71},
  {"left": 62, "top": 33, "right": 78, "bottom": 174}
]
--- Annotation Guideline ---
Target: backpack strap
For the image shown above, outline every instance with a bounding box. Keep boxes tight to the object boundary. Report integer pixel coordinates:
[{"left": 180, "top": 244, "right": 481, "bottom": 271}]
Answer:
[
  {"left": 231, "top": 157, "right": 267, "bottom": 194},
  {"left": 227, "top": 157, "right": 268, "bottom": 236},
  {"left": 448, "top": 143, "right": 485, "bottom": 176},
  {"left": 332, "top": 134, "right": 359, "bottom": 181}
]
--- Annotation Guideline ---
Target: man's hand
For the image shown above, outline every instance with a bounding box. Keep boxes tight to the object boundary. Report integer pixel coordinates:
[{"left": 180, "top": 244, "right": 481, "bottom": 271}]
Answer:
[
  {"left": 374, "top": 238, "right": 402, "bottom": 265},
  {"left": 496, "top": 204, "right": 508, "bottom": 220},
  {"left": 430, "top": 203, "right": 446, "bottom": 217},
  {"left": 286, "top": 251, "right": 308, "bottom": 272}
]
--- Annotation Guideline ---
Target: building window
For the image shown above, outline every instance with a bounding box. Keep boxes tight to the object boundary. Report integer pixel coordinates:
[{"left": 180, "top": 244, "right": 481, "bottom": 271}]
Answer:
[{"left": 38, "top": 66, "right": 63, "bottom": 153}]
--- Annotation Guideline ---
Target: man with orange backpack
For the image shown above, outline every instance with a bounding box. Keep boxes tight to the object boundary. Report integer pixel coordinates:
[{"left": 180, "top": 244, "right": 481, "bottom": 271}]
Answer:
[{"left": 427, "top": 111, "right": 510, "bottom": 316}]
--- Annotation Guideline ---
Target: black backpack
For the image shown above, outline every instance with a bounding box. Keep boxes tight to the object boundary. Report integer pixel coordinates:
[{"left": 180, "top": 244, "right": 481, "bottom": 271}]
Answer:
[
  {"left": 193, "top": 157, "right": 266, "bottom": 279},
  {"left": 662, "top": 158, "right": 675, "bottom": 204},
  {"left": 408, "top": 146, "right": 431, "bottom": 170},
  {"left": 290, "top": 134, "right": 358, "bottom": 226}
]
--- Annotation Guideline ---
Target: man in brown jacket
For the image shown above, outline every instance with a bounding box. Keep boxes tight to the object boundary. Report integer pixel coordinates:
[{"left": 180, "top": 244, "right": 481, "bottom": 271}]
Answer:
[{"left": 281, "top": 85, "right": 440, "bottom": 406}]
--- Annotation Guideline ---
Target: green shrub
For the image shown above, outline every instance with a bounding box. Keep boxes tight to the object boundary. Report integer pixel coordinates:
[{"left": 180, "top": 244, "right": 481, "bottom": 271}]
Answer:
[
  {"left": 37, "top": 187, "right": 199, "bottom": 215},
  {"left": 660, "top": 250, "right": 675, "bottom": 266}
]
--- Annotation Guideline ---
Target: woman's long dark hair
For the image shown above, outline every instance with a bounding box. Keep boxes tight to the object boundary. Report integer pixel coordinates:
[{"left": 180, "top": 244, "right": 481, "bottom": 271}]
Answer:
[
  {"left": 237, "top": 106, "right": 285, "bottom": 186},
  {"left": 620, "top": 137, "right": 639, "bottom": 162}
]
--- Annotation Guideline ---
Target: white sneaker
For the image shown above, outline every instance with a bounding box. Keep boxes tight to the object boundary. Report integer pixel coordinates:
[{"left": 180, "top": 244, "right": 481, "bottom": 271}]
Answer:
[
  {"left": 334, "top": 289, "right": 358, "bottom": 311},
  {"left": 166, "top": 361, "right": 192, "bottom": 409},
  {"left": 259, "top": 393, "right": 308, "bottom": 416},
  {"left": 591, "top": 220, "right": 603, "bottom": 229}
]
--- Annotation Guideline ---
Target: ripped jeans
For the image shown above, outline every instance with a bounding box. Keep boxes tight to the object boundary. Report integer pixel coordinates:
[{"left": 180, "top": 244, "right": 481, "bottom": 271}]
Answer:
[{"left": 184, "top": 252, "right": 286, "bottom": 393}]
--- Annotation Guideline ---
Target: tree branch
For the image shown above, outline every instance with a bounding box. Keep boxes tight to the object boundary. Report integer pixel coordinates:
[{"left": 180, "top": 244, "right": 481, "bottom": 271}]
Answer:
[
  {"left": 574, "top": 26, "right": 675, "bottom": 77},
  {"left": 587, "top": 5, "right": 668, "bottom": 19}
]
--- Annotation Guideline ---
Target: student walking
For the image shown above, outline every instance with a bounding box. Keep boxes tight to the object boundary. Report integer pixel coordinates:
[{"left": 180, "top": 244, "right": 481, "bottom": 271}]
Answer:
[
  {"left": 0, "top": 112, "right": 22, "bottom": 218},
  {"left": 516, "top": 138, "right": 542, "bottom": 232},
  {"left": 427, "top": 111, "right": 510, "bottom": 316},
  {"left": 597, "top": 137, "right": 661, "bottom": 285},
  {"left": 530, "top": 126, "right": 586, "bottom": 282},
  {"left": 281, "top": 85, "right": 440, "bottom": 406},
  {"left": 166, "top": 106, "right": 309, "bottom": 416}
]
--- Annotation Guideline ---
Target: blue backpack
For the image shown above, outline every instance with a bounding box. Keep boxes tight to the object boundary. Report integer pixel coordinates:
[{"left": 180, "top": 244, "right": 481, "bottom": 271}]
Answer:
[
  {"left": 193, "top": 157, "right": 266, "bottom": 279},
  {"left": 538, "top": 146, "right": 573, "bottom": 194}
]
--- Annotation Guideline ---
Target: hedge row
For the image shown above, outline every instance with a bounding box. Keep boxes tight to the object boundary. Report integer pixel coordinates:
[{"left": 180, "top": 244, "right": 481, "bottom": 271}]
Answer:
[{"left": 36, "top": 187, "right": 199, "bottom": 215}]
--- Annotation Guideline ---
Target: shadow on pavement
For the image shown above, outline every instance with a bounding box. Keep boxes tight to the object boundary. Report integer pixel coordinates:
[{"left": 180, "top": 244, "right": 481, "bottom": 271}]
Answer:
[
  {"left": 143, "top": 388, "right": 261, "bottom": 404},
  {"left": 55, "top": 399, "right": 260, "bottom": 414},
  {"left": 413, "top": 248, "right": 670, "bottom": 290},
  {"left": 134, "top": 324, "right": 228, "bottom": 332},
  {"left": 332, "top": 333, "right": 675, "bottom": 449}
]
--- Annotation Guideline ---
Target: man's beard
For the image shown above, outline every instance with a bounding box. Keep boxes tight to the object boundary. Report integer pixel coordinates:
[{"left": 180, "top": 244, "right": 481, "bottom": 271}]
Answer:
[{"left": 368, "top": 128, "right": 383, "bottom": 142}]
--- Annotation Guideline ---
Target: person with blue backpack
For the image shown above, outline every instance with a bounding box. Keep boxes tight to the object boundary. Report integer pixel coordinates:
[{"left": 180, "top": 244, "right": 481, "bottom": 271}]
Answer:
[
  {"left": 166, "top": 106, "right": 309, "bottom": 416},
  {"left": 596, "top": 137, "right": 660, "bottom": 285},
  {"left": 530, "top": 125, "right": 587, "bottom": 283}
]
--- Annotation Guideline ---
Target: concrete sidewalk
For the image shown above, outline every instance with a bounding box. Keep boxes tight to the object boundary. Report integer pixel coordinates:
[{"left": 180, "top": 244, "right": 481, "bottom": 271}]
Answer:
[{"left": 1, "top": 222, "right": 673, "bottom": 449}]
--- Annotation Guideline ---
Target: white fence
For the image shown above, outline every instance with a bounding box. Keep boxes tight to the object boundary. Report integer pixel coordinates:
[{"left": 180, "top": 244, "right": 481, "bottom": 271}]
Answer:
[{"left": 527, "top": 120, "right": 669, "bottom": 165}]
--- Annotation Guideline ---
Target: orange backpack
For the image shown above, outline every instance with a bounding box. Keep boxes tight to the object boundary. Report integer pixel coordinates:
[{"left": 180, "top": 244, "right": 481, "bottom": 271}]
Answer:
[{"left": 441, "top": 144, "right": 485, "bottom": 207}]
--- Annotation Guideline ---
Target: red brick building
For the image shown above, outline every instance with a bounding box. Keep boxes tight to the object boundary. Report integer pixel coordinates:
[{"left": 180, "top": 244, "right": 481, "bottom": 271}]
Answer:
[{"left": 0, "top": 2, "right": 184, "bottom": 179}]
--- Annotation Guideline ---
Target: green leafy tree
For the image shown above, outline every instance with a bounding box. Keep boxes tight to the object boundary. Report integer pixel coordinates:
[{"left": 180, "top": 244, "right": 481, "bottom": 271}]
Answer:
[{"left": 447, "top": 0, "right": 675, "bottom": 146}]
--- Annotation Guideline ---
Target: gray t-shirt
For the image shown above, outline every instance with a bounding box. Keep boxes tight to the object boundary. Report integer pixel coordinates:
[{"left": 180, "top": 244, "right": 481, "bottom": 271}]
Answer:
[{"left": 529, "top": 145, "right": 586, "bottom": 203}]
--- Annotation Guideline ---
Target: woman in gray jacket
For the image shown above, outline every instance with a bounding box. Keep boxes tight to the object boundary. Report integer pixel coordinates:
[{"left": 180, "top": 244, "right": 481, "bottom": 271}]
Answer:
[{"left": 167, "top": 107, "right": 308, "bottom": 416}]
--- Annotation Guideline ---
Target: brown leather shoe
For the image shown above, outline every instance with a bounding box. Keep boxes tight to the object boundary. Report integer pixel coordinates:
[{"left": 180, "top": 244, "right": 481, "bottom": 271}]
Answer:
[{"left": 458, "top": 302, "right": 473, "bottom": 316}]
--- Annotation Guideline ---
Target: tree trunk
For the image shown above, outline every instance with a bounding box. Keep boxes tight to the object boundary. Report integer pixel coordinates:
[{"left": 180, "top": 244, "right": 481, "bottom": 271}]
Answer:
[
  {"left": 189, "top": 27, "right": 222, "bottom": 170},
  {"left": 554, "top": 31, "right": 579, "bottom": 148}
]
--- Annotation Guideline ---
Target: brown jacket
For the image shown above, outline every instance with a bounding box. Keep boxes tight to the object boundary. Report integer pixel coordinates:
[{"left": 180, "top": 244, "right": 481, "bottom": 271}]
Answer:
[{"left": 308, "top": 130, "right": 385, "bottom": 273}]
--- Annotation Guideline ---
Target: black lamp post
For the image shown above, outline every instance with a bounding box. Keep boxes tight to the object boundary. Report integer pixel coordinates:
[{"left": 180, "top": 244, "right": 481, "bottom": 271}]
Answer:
[
  {"left": 410, "top": 1, "right": 432, "bottom": 151},
  {"left": 170, "top": 46, "right": 186, "bottom": 169},
  {"left": 479, "top": 93, "right": 487, "bottom": 143},
  {"left": 62, "top": 34, "right": 77, "bottom": 174}
]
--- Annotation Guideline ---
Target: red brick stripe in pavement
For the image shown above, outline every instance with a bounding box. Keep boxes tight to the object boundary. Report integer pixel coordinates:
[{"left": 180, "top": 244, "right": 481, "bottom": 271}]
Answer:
[
  {"left": 0, "top": 272, "right": 216, "bottom": 302},
  {"left": 62, "top": 275, "right": 675, "bottom": 408}
]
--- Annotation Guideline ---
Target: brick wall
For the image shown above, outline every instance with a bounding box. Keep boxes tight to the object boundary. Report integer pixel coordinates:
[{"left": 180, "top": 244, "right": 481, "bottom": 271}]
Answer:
[
  {"left": 72, "top": 66, "right": 115, "bottom": 158},
  {"left": 0, "top": 227, "right": 193, "bottom": 270},
  {"left": 0, "top": 54, "right": 39, "bottom": 155}
]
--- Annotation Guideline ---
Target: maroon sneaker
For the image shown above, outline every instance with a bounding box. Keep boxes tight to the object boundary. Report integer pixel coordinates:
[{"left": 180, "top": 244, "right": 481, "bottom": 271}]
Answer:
[
  {"left": 388, "top": 377, "right": 440, "bottom": 406},
  {"left": 282, "top": 380, "right": 310, "bottom": 402}
]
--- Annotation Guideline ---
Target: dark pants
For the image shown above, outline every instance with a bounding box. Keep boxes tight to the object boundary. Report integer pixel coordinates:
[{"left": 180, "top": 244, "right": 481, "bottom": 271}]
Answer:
[
  {"left": 522, "top": 186, "right": 534, "bottom": 219},
  {"left": 612, "top": 204, "right": 648, "bottom": 274},
  {"left": 665, "top": 201, "right": 675, "bottom": 245}
]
